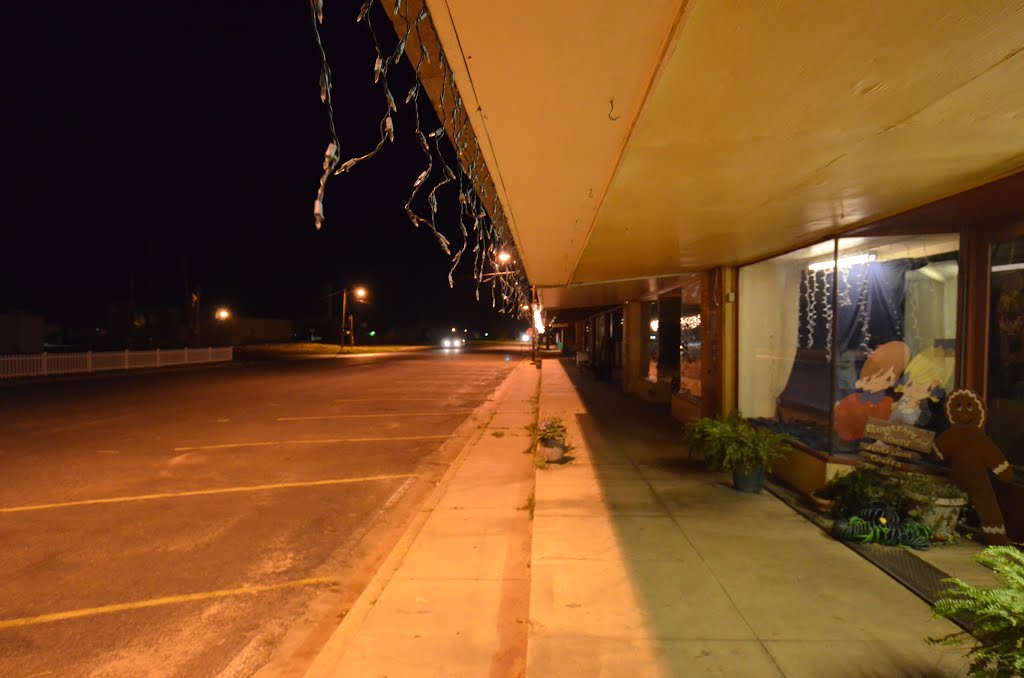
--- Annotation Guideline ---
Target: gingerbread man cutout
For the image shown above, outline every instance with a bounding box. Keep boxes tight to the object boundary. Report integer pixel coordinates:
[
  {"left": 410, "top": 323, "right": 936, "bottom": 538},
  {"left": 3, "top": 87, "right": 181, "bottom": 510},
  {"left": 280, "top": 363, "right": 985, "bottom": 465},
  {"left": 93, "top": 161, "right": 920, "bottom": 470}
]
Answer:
[{"left": 933, "top": 389, "right": 1014, "bottom": 545}]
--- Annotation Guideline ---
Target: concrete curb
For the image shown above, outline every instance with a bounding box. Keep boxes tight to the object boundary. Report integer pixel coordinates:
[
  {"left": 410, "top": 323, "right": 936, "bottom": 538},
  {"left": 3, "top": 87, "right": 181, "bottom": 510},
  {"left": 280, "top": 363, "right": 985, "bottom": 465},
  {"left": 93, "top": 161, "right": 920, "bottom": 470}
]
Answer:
[{"left": 302, "top": 359, "right": 534, "bottom": 677}]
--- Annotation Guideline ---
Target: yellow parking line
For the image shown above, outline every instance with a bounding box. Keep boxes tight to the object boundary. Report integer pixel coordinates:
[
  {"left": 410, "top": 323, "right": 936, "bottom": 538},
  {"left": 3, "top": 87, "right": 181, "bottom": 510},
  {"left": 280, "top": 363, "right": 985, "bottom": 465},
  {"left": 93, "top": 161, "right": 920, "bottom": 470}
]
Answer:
[
  {"left": 333, "top": 397, "right": 440, "bottom": 402},
  {"left": 173, "top": 434, "right": 449, "bottom": 452},
  {"left": 0, "top": 474, "right": 415, "bottom": 514},
  {"left": 277, "top": 411, "right": 474, "bottom": 422},
  {"left": 0, "top": 577, "right": 335, "bottom": 630}
]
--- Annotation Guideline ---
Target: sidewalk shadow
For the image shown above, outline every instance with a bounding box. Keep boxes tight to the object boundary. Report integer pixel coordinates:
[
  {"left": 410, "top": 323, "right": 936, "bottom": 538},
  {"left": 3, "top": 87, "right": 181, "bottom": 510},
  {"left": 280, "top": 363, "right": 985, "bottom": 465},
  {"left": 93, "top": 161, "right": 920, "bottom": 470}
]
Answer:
[
  {"left": 559, "top": 363, "right": 713, "bottom": 676},
  {"left": 554, "top": 360, "right": 959, "bottom": 677}
]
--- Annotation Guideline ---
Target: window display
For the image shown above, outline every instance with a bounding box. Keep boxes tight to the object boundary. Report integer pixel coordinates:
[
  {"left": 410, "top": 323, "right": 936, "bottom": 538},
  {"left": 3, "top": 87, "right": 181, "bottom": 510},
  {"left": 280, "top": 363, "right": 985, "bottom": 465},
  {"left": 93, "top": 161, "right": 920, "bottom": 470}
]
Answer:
[
  {"left": 739, "top": 244, "right": 828, "bottom": 450},
  {"left": 679, "top": 307, "right": 702, "bottom": 398},
  {"left": 830, "top": 235, "right": 958, "bottom": 454},
  {"left": 644, "top": 301, "right": 658, "bottom": 380},
  {"left": 739, "top": 234, "right": 960, "bottom": 455}
]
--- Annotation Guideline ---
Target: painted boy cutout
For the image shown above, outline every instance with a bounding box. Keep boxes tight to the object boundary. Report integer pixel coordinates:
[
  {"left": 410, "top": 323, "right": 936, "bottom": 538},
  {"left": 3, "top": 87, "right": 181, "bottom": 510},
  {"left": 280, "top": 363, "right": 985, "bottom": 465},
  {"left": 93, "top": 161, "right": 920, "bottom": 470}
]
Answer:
[
  {"left": 890, "top": 348, "right": 954, "bottom": 427},
  {"left": 834, "top": 341, "right": 910, "bottom": 442},
  {"left": 933, "top": 389, "right": 1014, "bottom": 545}
]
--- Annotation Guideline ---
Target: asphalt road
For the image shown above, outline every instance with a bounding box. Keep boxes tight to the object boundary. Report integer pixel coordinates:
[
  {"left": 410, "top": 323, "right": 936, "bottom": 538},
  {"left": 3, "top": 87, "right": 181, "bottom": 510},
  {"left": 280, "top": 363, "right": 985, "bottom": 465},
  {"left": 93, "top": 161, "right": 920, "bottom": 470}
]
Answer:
[{"left": 0, "top": 345, "right": 525, "bottom": 678}]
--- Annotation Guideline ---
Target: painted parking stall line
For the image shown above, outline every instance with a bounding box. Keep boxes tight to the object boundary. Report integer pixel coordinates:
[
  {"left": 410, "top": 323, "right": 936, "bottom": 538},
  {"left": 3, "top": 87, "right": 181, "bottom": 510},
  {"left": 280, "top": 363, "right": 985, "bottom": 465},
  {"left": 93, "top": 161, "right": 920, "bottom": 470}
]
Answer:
[
  {"left": 173, "top": 434, "right": 450, "bottom": 452},
  {"left": 332, "top": 397, "right": 444, "bottom": 403},
  {"left": 0, "top": 474, "right": 415, "bottom": 514},
  {"left": 0, "top": 578, "right": 336, "bottom": 630},
  {"left": 276, "top": 411, "right": 475, "bottom": 422}
]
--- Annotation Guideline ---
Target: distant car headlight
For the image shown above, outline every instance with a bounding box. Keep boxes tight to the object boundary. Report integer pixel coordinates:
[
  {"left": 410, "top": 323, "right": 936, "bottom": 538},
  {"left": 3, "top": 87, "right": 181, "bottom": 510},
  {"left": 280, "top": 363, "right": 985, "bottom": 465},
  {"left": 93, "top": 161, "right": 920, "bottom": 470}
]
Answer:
[{"left": 442, "top": 339, "right": 451, "bottom": 348}]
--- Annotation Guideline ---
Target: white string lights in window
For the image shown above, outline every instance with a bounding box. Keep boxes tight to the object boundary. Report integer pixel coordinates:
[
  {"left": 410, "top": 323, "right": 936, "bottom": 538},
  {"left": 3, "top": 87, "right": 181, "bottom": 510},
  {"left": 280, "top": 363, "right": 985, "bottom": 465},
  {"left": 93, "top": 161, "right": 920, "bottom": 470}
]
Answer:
[
  {"left": 680, "top": 315, "right": 701, "bottom": 330},
  {"left": 309, "top": 0, "right": 530, "bottom": 318},
  {"left": 821, "top": 266, "right": 833, "bottom": 361}
]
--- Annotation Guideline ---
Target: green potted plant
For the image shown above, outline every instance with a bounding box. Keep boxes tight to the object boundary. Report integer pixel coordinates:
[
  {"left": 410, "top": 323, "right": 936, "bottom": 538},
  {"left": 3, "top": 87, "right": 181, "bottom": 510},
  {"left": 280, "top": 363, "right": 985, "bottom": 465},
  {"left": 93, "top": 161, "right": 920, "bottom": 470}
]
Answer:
[
  {"left": 900, "top": 474, "right": 968, "bottom": 540},
  {"left": 827, "top": 467, "right": 903, "bottom": 519},
  {"left": 929, "top": 546, "right": 1024, "bottom": 677},
  {"left": 684, "top": 411, "right": 789, "bottom": 493},
  {"left": 537, "top": 417, "right": 570, "bottom": 463}
]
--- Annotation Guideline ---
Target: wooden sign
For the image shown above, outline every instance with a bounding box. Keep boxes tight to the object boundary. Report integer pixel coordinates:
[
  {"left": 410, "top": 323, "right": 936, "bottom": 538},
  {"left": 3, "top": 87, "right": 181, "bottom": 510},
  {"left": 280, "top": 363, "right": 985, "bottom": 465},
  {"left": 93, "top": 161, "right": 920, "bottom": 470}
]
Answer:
[{"left": 863, "top": 418, "right": 935, "bottom": 454}]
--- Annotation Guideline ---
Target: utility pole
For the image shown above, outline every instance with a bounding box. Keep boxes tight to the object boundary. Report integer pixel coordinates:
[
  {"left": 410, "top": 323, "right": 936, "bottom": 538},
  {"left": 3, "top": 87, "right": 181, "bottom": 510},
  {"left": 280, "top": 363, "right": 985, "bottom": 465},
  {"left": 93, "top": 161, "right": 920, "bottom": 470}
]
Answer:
[
  {"left": 325, "top": 286, "right": 367, "bottom": 351},
  {"left": 192, "top": 284, "right": 201, "bottom": 346},
  {"left": 341, "top": 290, "right": 348, "bottom": 349}
]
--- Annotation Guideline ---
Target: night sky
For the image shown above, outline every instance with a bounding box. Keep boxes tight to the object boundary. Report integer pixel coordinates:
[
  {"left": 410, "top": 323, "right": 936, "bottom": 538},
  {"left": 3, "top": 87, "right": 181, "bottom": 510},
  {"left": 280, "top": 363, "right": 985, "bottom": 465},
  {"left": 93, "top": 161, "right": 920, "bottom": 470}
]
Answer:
[{"left": 1, "top": 1, "right": 520, "bottom": 338}]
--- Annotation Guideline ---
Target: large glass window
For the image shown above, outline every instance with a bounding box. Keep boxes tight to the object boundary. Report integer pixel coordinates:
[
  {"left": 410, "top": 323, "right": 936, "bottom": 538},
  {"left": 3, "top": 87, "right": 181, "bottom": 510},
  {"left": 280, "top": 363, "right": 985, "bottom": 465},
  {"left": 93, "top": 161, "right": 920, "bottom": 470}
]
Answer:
[
  {"left": 739, "top": 234, "right": 960, "bottom": 454},
  {"left": 988, "top": 233, "right": 1024, "bottom": 467},
  {"left": 830, "top": 235, "right": 959, "bottom": 453},
  {"left": 739, "top": 243, "right": 830, "bottom": 450},
  {"left": 679, "top": 305, "right": 702, "bottom": 399},
  {"left": 644, "top": 301, "right": 658, "bottom": 380}
]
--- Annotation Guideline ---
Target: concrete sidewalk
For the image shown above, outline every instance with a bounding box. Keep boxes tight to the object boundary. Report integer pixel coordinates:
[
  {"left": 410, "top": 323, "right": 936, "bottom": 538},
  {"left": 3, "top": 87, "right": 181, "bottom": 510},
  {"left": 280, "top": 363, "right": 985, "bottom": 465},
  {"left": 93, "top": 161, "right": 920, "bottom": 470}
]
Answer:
[
  {"left": 528, "top": 360, "right": 970, "bottom": 677},
  {"left": 304, "top": 357, "right": 973, "bottom": 678},
  {"left": 305, "top": 360, "right": 538, "bottom": 677}
]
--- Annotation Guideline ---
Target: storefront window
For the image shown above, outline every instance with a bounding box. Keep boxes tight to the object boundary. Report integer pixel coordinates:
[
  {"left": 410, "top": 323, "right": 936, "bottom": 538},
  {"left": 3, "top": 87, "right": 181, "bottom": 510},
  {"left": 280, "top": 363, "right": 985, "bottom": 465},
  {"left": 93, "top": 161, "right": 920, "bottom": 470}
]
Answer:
[
  {"left": 739, "top": 234, "right": 960, "bottom": 454},
  {"left": 644, "top": 301, "right": 658, "bottom": 380},
  {"left": 830, "top": 235, "right": 959, "bottom": 453},
  {"left": 679, "top": 306, "right": 702, "bottom": 398},
  {"left": 739, "top": 243, "right": 831, "bottom": 450},
  {"left": 988, "top": 234, "right": 1024, "bottom": 466}
]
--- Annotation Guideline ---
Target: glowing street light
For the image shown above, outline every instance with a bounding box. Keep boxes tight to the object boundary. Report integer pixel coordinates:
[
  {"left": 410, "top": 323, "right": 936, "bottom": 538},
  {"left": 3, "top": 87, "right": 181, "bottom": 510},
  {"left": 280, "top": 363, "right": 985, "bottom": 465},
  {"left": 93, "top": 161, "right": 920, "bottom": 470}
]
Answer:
[
  {"left": 337, "top": 285, "right": 369, "bottom": 350},
  {"left": 496, "top": 251, "right": 512, "bottom": 264},
  {"left": 214, "top": 307, "right": 231, "bottom": 321}
]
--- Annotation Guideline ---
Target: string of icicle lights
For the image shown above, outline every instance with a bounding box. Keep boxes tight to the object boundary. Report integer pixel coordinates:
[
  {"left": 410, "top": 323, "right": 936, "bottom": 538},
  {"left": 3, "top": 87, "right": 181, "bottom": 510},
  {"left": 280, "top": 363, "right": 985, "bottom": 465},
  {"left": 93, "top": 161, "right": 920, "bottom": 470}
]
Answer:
[{"left": 309, "top": 0, "right": 530, "bottom": 318}]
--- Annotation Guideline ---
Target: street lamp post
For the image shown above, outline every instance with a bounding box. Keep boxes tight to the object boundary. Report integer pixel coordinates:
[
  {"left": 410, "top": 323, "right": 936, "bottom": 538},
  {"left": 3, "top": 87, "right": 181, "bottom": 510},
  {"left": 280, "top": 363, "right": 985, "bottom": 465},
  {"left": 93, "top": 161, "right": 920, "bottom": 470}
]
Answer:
[{"left": 339, "top": 286, "right": 367, "bottom": 350}]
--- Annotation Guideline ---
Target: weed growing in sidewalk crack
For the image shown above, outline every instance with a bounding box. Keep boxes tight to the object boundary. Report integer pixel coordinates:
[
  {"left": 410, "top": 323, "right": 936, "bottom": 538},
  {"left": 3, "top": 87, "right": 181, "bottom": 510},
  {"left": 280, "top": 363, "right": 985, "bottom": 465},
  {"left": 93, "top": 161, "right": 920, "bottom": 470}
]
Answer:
[
  {"left": 524, "top": 422, "right": 539, "bottom": 452},
  {"left": 532, "top": 450, "right": 548, "bottom": 470},
  {"left": 516, "top": 491, "right": 536, "bottom": 519}
]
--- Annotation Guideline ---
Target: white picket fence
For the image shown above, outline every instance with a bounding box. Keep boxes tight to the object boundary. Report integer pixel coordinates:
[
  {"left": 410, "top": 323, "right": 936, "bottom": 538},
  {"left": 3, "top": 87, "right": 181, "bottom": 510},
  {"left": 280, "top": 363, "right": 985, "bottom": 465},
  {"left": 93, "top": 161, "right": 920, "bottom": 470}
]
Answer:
[{"left": 0, "top": 347, "right": 234, "bottom": 379}]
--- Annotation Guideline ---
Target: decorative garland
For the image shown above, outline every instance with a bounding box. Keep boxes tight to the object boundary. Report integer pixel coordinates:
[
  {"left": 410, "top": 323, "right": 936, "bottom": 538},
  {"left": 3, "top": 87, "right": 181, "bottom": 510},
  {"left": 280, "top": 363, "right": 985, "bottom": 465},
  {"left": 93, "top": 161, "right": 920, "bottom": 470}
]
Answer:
[
  {"left": 309, "top": 0, "right": 530, "bottom": 317},
  {"left": 857, "top": 265, "right": 872, "bottom": 352}
]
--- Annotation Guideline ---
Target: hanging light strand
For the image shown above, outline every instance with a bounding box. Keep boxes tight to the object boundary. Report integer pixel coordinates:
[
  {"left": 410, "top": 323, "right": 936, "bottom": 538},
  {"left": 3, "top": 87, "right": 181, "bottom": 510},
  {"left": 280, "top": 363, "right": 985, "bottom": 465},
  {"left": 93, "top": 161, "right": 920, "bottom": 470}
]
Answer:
[{"left": 310, "top": 0, "right": 530, "bottom": 318}]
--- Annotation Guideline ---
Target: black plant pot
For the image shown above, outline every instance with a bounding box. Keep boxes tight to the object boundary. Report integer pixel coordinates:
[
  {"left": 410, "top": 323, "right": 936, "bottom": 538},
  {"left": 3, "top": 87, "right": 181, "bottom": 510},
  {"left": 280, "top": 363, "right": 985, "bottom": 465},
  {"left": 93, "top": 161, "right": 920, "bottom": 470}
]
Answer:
[{"left": 732, "top": 467, "right": 766, "bottom": 493}]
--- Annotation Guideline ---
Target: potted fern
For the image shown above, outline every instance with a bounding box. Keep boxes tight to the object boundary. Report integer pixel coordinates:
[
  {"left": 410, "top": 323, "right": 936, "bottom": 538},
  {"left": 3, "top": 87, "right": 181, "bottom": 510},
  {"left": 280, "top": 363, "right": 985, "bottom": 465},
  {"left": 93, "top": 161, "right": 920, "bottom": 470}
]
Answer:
[
  {"left": 684, "top": 411, "right": 789, "bottom": 493},
  {"left": 929, "top": 546, "right": 1024, "bottom": 677}
]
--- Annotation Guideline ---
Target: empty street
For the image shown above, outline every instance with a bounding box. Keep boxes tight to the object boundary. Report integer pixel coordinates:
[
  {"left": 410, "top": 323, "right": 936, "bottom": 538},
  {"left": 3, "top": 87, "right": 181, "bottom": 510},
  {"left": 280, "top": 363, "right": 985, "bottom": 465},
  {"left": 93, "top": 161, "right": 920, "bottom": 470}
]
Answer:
[{"left": 0, "top": 347, "right": 522, "bottom": 677}]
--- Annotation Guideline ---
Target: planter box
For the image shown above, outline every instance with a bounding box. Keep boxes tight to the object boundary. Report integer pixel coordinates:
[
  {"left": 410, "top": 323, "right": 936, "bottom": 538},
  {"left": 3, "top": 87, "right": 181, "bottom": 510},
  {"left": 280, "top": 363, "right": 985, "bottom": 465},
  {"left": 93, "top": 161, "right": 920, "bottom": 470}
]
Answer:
[
  {"left": 771, "top": 442, "right": 858, "bottom": 496},
  {"left": 902, "top": 489, "right": 968, "bottom": 539}
]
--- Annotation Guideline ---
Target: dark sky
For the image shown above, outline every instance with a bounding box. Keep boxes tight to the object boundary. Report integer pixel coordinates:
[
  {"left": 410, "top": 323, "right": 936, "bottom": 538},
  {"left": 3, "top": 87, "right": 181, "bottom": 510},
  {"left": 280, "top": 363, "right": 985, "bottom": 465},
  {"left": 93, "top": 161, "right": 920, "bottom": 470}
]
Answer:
[{"left": 1, "top": 1, "right": 519, "bottom": 334}]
